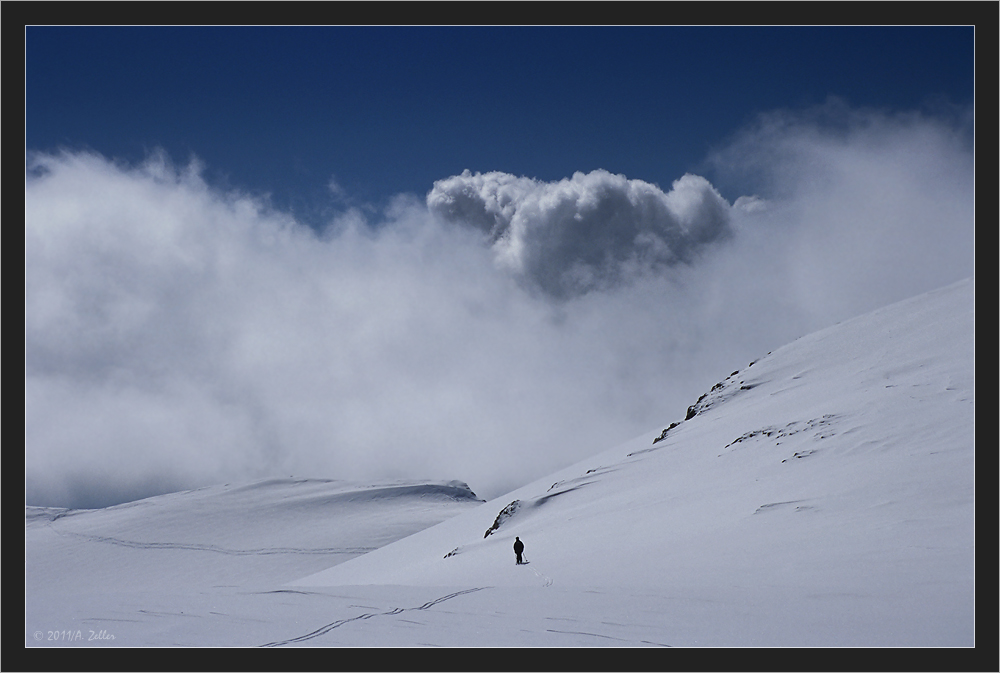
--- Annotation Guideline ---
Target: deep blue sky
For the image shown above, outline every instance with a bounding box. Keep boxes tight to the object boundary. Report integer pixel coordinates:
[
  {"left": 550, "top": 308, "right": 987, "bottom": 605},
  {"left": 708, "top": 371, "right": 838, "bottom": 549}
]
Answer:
[{"left": 26, "top": 26, "right": 974, "bottom": 223}]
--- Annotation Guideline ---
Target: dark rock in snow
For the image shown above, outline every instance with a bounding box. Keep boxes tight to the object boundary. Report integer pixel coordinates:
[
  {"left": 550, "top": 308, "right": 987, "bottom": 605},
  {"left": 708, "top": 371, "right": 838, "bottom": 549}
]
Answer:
[
  {"left": 484, "top": 500, "right": 521, "bottom": 538},
  {"left": 652, "top": 422, "right": 680, "bottom": 444}
]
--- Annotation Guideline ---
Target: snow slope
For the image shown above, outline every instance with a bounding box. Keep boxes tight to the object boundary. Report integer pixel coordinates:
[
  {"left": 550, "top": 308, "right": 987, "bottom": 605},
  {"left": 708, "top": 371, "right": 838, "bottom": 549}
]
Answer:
[
  {"left": 25, "top": 279, "right": 975, "bottom": 648},
  {"left": 25, "top": 479, "right": 483, "bottom": 645},
  {"left": 292, "top": 277, "right": 975, "bottom": 645}
]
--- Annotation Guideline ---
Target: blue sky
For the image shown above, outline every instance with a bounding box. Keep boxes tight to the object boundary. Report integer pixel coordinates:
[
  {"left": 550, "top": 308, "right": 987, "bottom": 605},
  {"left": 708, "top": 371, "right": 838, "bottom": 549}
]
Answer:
[
  {"left": 26, "top": 26, "right": 973, "bottom": 220},
  {"left": 25, "top": 25, "right": 977, "bottom": 508}
]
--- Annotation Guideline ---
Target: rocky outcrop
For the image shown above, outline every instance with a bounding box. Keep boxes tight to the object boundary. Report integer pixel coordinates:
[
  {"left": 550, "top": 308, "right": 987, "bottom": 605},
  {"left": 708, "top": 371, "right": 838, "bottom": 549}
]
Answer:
[{"left": 483, "top": 500, "right": 520, "bottom": 538}]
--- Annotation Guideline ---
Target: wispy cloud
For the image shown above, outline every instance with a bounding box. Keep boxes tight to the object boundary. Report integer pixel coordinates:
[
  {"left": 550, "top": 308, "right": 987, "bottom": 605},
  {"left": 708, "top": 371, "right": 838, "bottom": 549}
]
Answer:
[{"left": 708, "top": 99, "right": 975, "bottom": 322}]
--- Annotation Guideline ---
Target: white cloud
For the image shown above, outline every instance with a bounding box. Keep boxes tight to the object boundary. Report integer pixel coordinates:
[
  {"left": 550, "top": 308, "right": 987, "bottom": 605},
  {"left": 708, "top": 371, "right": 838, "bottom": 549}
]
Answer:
[
  {"left": 24, "top": 103, "right": 974, "bottom": 509},
  {"left": 710, "top": 100, "right": 975, "bottom": 323},
  {"left": 427, "top": 169, "right": 731, "bottom": 298}
]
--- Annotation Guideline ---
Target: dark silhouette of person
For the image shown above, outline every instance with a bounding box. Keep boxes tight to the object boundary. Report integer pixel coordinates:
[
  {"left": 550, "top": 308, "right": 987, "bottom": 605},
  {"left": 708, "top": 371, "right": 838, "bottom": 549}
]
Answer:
[{"left": 513, "top": 536, "right": 524, "bottom": 565}]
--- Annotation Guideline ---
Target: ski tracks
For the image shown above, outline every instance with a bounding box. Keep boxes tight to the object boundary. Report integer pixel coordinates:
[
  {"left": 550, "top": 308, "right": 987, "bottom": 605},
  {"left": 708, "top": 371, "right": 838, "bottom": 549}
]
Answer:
[
  {"left": 260, "top": 587, "right": 488, "bottom": 647},
  {"left": 49, "top": 526, "right": 374, "bottom": 556},
  {"left": 527, "top": 563, "right": 553, "bottom": 587},
  {"left": 544, "top": 628, "right": 671, "bottom": 646}
]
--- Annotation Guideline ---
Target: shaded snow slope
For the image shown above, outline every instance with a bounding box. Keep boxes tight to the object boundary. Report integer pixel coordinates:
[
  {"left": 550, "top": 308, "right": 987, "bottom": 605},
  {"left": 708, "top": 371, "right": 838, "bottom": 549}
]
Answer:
[
  {"left": 27, "top": 478, "right": 482, "bottom": 588},
  {"left": 292, "top": 278, "right": 975, "bottom": 645},
  {"left": 25, "top": 479, "right": 482, "bottom": 643}
]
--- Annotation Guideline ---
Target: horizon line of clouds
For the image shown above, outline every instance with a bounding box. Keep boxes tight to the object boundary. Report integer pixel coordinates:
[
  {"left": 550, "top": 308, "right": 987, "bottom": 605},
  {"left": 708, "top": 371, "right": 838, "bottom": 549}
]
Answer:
[{"left": 25, "top": 101, "right": 974, "bottom": 509}]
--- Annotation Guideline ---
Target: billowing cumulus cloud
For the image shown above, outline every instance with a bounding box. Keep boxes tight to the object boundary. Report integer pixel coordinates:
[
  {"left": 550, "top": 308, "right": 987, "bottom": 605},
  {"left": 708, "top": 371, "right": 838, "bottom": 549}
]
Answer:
[
  {"left": 25, "top": 103, "right": 974, "bottom": 509},
  {"left": 427, "top": 169, "right": 731, "bottom": 298}
]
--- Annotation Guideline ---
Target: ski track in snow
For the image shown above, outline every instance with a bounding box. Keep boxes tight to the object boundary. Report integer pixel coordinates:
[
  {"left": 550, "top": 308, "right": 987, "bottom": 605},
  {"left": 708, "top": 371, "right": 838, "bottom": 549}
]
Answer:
[
  {"left": 544, "top": 628, "right": 670, "bottom": 647},
  {"left": 526, "top": 562, "right": 553, "bottom": 587},
  {"left": 48, "top": 525, "right": 375, "bottom": 556},
  {"left": 260, "top": 587, "right": 488, "bottom": 647}
]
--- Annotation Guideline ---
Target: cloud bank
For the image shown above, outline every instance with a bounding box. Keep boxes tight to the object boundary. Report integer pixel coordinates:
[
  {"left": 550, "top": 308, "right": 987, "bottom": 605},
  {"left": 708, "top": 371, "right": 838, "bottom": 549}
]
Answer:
[{"left": 25, "top": 104, "right": 974, "bottom": 509}]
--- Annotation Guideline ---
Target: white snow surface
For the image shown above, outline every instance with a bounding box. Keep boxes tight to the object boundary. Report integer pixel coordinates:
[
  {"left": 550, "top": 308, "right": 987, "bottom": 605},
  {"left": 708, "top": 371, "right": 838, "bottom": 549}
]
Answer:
[{"left": 25, "top": 279, "right": 975, "bottom": 648}]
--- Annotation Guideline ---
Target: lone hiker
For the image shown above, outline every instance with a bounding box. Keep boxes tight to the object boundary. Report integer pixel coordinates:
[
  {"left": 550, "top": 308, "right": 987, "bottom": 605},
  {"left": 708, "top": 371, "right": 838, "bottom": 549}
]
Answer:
[{"left": 513, "top": 536, "right": 524, "bottom": 565}]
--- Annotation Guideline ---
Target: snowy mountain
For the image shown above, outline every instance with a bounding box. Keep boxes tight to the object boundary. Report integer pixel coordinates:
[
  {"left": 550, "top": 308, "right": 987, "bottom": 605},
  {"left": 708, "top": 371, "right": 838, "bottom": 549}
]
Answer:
[
  {"left": 25, "top": 479, "right": 483, "bottom": 645},
  {"left": 25, "top": 278, "right": 975, "bottom": 648}
]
